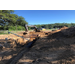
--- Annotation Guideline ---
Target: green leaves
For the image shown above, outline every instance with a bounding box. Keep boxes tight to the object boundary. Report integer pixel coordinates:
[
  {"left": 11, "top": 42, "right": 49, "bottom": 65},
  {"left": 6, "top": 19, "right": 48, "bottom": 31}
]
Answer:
[
  {"left": 0, "top": 10, "right": 28, "bottom": 27},
  {"left": 34, "top": 23, "right": 75, "bottom": 29},
  {"left": 17, "top": 16, "right": 28, "bottom": 26},
  {"left": 0, "top": 10, "right": 14, "bottom": 25}
]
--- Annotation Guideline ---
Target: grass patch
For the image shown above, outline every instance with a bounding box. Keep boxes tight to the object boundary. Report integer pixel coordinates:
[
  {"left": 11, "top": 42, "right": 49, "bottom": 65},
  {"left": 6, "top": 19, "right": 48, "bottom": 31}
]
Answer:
[
  {"left": 0, "top": 33, "right": 8, "bottom": 35},
  {"left": 0, "top": 31, "right": 8, "bottom": 35},
  {"left": 0, "top": 29, "right": 58, "bottom": 35},
  {"left": 0, "top": 30, "right": 32, "bottom": 35},
  {"left": 46, "top": 28, "right": 58, "bottom": 31}
]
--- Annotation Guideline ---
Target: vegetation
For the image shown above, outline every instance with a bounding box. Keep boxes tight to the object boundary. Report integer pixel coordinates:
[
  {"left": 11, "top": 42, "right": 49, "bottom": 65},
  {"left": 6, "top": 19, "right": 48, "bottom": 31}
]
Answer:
[
  {"left": 0, "top": 10, "right": 75, "bottom": 32},
  {"left": 34, "top": 23, "right": 75, "bottom": 29},
  {"left": 0, "top": 10, "right": 28, "bottom": 31}
]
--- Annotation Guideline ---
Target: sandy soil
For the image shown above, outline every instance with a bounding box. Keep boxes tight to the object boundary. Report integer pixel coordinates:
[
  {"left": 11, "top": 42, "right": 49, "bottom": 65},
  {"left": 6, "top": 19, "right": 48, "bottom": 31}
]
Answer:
[
  {"left": 1, "top": 27, "right": 75, "bottom": 64},
  {"left": 0, "top": 31, "right": 48, "bottom": 64},
  {"left": 17, "top": 27, "right": 75, "bottom": 64}
]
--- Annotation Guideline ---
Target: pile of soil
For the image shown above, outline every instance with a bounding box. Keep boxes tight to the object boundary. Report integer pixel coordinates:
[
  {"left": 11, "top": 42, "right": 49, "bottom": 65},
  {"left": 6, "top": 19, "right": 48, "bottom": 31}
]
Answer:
[
  {"left": 61, "top": 27, "right": 75, "bottom": 37},
  {"left": 17, "top": 27, "right": 75, "bottom": 64},
  {"left": 1, "top": 26, "right": 75, "bottom": 64},
  {"left": 0, "top": 31, "right": 47, "bottom": 64},
  {"left": 46, "top": 26, "right": 68, "bottom": 39},
  {"left": 59, "top": 26, "right": 68, "bottom": 31}
]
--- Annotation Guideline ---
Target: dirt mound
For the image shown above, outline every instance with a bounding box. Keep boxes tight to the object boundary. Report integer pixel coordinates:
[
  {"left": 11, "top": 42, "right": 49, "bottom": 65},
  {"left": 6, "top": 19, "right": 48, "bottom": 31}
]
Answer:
[
  {"left": 17, "top": 27, "right": 75, "bottom": 64},
  {"left": 59, "top": 26, "right": 68, "bottom": 31},
  {"left": 4, "top": 28, "right": 75, "bottom": 64},
  {"left": 1, "top": 27, "right": 75, "bottom": 64},
  {"left": 46, "top": 26, "right": 68, "bottom": 39},
  {"left": 61, "top": 27, "right": 75, "bottom": 37},
  {"left": 51, "top": 26, "right": 68, "bottom": 33},
  {"left": 47, "top": 26, "right": 75, "bottom": 39}
]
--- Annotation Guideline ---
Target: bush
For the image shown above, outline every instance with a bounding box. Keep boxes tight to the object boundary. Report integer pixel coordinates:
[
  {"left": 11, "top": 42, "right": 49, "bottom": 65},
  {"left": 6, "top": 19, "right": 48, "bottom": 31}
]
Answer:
[
  {"left": 8, "top": 25, "right": 26, "bottom": 31},
  {"left": 17, "top": 26, "right": 22, "bottom": 30}
]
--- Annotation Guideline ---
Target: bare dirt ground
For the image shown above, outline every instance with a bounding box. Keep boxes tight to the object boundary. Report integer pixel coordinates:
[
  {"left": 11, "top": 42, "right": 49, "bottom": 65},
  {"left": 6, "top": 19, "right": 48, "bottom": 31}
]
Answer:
[
  {"left": 0, "top": 31, "right": 48, "bottom": 64},
  {"left": 1, "top": 27, "right": 75, "bottom": 64},
  {"left": 18, "top": 36, "right": 75, "bottom": 64}
]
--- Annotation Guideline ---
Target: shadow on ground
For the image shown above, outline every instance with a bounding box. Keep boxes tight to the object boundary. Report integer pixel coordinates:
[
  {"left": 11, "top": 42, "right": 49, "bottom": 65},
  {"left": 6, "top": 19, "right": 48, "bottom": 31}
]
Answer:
[
  {"left": 0, "top": 39, "right": 26, "bottom": 64},
  {"left": 1, "top": 27, "right": 75, "bottom": 64},
  {"left": 17, "top": 29, "right": 75, "bottom": 64}
]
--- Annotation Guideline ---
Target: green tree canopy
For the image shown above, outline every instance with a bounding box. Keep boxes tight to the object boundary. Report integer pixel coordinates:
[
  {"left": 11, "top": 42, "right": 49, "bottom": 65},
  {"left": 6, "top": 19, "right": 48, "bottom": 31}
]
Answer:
[
  {"left": 0, "top": 10, "right": 15, "bottom": 25},
  {"left": 0, "top": 10, "right": 28, "bottom": 26},
  {"left": 17, "top": 16, "right": 28, "bottom": 26}
]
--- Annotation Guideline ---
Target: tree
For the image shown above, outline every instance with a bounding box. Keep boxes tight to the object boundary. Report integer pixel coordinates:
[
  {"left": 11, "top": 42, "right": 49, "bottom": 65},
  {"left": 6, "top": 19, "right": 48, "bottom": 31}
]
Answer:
[
  {"left": 0, "top": 10, "right": 28, "bottom": 26},
  {"left": 0, "top": 10, "right": 28, "bottom": 30},
  {"left": 0, "top": 10, "right": 17, "bottom": 25},
  {"left": 15, "top": 16, "right": 28, "bottom": 31},
  {"left": 17, "top": 16, "right": 28, "bottom": 26}
]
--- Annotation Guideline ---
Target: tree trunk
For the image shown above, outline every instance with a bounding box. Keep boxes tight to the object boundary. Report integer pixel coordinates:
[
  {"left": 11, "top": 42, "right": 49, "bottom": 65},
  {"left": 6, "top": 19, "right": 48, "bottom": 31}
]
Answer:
[
  {"left": 16, "top": 24, "right": 17, "bottom": 32},
  {"left": 21, "top": 26, "right": 23, "bottom": 31}
]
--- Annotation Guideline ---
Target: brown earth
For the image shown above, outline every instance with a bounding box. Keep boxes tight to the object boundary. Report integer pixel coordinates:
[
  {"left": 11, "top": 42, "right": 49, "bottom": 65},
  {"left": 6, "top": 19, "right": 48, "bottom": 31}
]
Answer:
[
  {"left": 0, "top": 31, "right": 48, "bottom": 64},
  {"left": 17, "top": 27, "right": 75, "bottom": 64},
  {"left": 1, "top": 27, "right": 75, "bottom": 64}
]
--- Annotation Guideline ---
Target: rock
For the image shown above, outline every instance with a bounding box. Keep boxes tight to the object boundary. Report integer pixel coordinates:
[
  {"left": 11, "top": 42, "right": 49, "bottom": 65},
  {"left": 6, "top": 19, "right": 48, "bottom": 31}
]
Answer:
[{"left": 5, "top": 38, "right": 8, "bottom": 40}]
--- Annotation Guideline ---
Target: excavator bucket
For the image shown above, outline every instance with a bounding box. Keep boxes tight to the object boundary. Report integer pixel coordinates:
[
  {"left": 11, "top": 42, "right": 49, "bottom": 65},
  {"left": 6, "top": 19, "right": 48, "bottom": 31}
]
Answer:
[{"left": 23, "top": 31, "right": 29, "bottom": 35}]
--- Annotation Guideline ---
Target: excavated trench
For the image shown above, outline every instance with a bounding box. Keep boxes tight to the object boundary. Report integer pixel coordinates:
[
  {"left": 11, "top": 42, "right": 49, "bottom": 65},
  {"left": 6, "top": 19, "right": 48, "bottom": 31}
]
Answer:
[
  {"left": 1, "top": 26, "right": 75, "bottom": 64},
  {"left": 0, "top": 31, "right": 47, "bottom": 64}
]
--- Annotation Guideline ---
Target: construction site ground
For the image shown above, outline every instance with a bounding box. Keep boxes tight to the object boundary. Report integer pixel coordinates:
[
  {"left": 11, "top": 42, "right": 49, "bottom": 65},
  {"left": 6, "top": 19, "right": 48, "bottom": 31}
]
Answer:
[{"left": 0, "top": 27, "right": 75, "bottom": 64}]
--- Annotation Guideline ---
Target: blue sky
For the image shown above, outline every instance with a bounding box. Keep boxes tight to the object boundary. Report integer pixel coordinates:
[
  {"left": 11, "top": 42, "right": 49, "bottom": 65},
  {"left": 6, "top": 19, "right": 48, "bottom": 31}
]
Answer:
[{"left": 14, "top": 10, "right": 75, "bottom": 25}]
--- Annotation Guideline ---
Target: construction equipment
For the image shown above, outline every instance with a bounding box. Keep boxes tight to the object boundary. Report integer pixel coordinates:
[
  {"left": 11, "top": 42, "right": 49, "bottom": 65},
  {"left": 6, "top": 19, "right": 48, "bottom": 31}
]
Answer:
[
  {"left": 42, "top": 28, "right": 46, "bottom": 31},
  {"left": 24, "top": 24, "right": 42, "bottom": 33}
]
